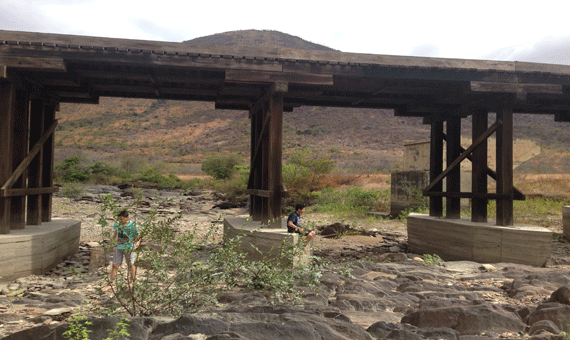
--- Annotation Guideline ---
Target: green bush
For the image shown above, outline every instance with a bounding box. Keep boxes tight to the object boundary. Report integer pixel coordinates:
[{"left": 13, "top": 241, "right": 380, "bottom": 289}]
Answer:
[
  {"left": 138, "top": 168, "right": 185, "bottom": 189},
  {"left": 283, "top": 149, "right": 335, "bottom": 201},
  {"left": 59, "top": 183, "right": 86, "bottom": 198},
  {"left": 315, "top": 187, "right": 390, "bottom": 217},
  {"left": 56, "top": 157, "right": 90, "bottom": 183},
  {"left": 211, "top": 165, "right": 249, "bottom": 196},
  {"left": 97, "top": 194, "right": 322, "bottom": 316},
  {"left": 201, "top": 154, "right": 241, "bottom": 180}
]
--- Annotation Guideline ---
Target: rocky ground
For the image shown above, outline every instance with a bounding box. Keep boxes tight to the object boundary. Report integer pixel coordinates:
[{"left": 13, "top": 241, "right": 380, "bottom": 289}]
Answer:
[{"left": 2, "top": 185, "right": 570, "bottom": 339}]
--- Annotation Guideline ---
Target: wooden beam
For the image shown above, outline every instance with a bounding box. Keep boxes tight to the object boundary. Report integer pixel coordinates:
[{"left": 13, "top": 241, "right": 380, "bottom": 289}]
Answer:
[
  {"left": 268, "top": 87, "right": 284, "bottom": 222},
  {"left": 424, "top": 120, "right": 501, "bottom": 194},
  {"left": 0, "top": 81, "right": 15, "bottom": 234},
  {"left": 10, "top": 88, "right": 30, "bottom": 230},
  {"left": 555, "top": 112, "right": 570, "bottom": 122},
  {"left": 41, "top": 104, "right": 56, "bottom": 222},
  {"left": 470, "top": 81, "right": 563, "bottom": 94},
  {"left": 471, "top": 109, "right": 488, "bottom": 222},
  {"left": 2, "top": 187, "right": 58, "bottom": 197},
  {"left": 0, "top": 55, "right": 66, "bottom": 72},
  {"left": 496, "top": 107, "right": 514, "bottom": 226},
  {"left": 1, "top": 120, "right": 58, "bottom": 191},
  {"left": 446, "top": 116, "right": 461, "bottom": 218},
  {"left": 424, "top": 191, "right": 524, "bottom": 199},
  {"left": 27, "top": 99, "right": 44, "bottom": 225},
  {"left": 246, "top": 189, "right": 272, "bottom": 198},
  {"left": 429, "top": 121, "right": 444, "bottom": 217},
  {"left": 226, "top": 70, "right": 333, "bottom": 85}
]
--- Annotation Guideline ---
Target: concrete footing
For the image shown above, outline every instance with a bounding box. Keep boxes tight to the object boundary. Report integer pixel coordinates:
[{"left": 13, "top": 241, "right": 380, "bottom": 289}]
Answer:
[
  {"left": 223, "top": 216, "right": 310, "bottom": 265},
  {"left": 0, "top": 219, "right": 81, "bottom": 282},
  {"left": 563, "top": 206, "right": 570, "bottom": 241},
  {"left": 407, "top": 214, "right": 552, "bottom": 267}
]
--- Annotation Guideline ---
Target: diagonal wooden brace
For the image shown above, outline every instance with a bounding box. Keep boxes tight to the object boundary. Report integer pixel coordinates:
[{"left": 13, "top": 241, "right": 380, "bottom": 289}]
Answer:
[
  {"left": 1, "top": 120, "right": 58, "bottom": 191},
  {"left": 423, "top": 120, "right": 501, "bottom": 194}
]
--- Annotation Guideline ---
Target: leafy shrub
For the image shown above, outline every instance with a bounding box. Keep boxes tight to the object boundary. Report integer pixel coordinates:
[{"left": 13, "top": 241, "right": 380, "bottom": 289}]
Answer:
[
  {"left": 56, "top": 157, "right": 90, "bottom": 183},
  {"left": 283, "top": 149, "right": 336, "bottom": 201},
  {"left": 211, "top": 165, "right": 249, "bottom": 197},
  {"left": 202, "top": 154, "right": 241, "bottom": 180},
  {"left": 138, "top": 168, "right": 185, "bottom": 189},
  {"left": 59, "top": 183, "right": 86, "bottom": 198},
  {"left": 97, "top": 195, "right": 322, "bottom": 317},
  {"left": 315, "top": 187, "right": 390, "bottom": 217}
]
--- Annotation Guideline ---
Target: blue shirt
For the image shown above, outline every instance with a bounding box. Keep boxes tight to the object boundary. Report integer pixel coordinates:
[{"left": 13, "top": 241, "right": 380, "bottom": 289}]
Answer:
[
  {"left": 113, "top": 221, "right": 140, "bottom": 250},
  {"left": 287, "top": 211, "right": 301, "bottom": 233}
]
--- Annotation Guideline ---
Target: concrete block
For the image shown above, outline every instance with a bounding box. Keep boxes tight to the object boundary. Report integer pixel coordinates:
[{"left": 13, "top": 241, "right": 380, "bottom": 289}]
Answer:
[
  {"left": 223, "top": 216, "right": 310, "bottom": 265},
  {"left": 407, "top": 214, "right": 552, "bottom": 267},
  {"left": 390, "top": 171, "right": 429, "bottom": 216},
  {"left": 0, "top": 219, "right": 81, "bottom": 282},
  {"left": 563, "top": 206, "right": 570, "bottom": 241}
]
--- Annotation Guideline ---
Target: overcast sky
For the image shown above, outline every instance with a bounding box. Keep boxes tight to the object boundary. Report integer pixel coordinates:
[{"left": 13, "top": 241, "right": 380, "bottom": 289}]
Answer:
[{"left": 1, "top": 0, "right": 569, "bottom": 65}]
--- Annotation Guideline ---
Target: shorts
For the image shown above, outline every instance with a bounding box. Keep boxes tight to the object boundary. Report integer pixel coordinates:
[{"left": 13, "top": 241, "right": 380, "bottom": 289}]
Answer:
[
  {"left": 113, "top": 249, "right": 135, "bottom": 266},
  {"left": 287, "top": 227, "right": 312, "bottom": 237}
]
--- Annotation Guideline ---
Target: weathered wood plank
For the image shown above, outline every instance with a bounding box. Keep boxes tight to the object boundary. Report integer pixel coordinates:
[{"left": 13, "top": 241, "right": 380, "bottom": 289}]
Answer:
[
  {"left": 27, "top": 99, "right": 44, "bottom": 225},
  {"left": 246, "top": 189, "right": 272, "bottom": 198},
  {"left": 496, "top": 107, "right": 514, "bottom": 226},
  {"left": 446, "top": 117, "right": 461, "bottom": 219},
  {"left": 10, "top": 89, "right": 29, "bottom": 230},
  {"left": 41, "top": 104, "right": 56, "bottom": 222},
  {"left": 226, "top": 70, "right": 333, "bottom": 85},
  {"left": 0, "top": 82, "right": 15, "bottom": 234},
  {"left": 472, "top": 109, "right": 488, "bottom": 222},
  {"left": 0, "top": 55, "right": 66, "bottom": 72},
  {"left": 429, "top": 121, "right": 443, "bottom": 217},
  {"left": 471, "top": 81, "right": 563, "bottom": 94},
  {"left": 2, "top": 187, "right": 58, "bottom": 197}
]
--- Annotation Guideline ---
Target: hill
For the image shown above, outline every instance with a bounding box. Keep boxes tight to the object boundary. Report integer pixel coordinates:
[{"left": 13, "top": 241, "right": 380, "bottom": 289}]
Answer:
[{"left": 56, "top": 30, "right": 570, "bottom": 175}]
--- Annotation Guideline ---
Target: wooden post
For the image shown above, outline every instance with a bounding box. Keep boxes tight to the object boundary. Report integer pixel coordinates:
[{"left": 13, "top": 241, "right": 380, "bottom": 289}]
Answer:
[
  {"left": 446, "top": 116, "right": 461, "bottom": 218},
  {"left": 267, "top": 83, "right": 286, "bottom": 225},
  {"left": 10, "top": 89, "right": 30, "bottom": 230},
  {"left": 0, "top": 82, "right": 15, "bottom": 234},
  {"left": 41, "top": 104, "right": 56, "bottom": 222},
  {"left": 496, "top": 106, "right": 514, "bottom": 226},
  {"left": 471, "top": 109, "right": 488, "bottom": 222},
  {"left": 429, "top": 121, "right": 443, "bottom": 217},
  {"left": 27, "top": 99, "right": 45, "bottom": 225}
]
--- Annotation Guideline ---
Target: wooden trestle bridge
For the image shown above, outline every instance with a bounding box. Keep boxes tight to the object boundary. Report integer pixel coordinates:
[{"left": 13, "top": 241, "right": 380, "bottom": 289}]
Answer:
[{"left": 2, "top": 30, "right": 570, "bottom": 234}]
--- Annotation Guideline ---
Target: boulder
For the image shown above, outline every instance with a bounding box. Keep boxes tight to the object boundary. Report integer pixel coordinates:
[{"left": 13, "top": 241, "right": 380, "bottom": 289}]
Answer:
[{"left": 401, "top": 303, "right": 526, "bottom": 335}]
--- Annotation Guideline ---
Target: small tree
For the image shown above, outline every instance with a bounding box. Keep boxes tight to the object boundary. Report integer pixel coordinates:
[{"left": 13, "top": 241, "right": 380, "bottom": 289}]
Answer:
[{"left": 201, "top": 154, "right": 241, "bottom": 180}]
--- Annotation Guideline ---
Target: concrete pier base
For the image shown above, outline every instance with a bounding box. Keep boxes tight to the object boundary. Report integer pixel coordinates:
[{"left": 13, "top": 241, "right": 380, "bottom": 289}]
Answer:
[
  {"left": 563, "top": 206, "right": 570, "bottom": 241},
  {"left": 223, "top": 216, "right": 310, "bottom": 265},
  {"left": 407, "top": 214, "right": 552, "bottom": 267},
  {"left": 0, "top": 219, "right": 81, "bottom": 282}
]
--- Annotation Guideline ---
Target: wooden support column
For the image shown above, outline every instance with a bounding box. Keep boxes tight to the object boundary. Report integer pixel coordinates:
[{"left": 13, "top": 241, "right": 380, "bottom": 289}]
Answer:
[
  {"left": 0, "top": 81, "right": 15, "bottom": 234},
  {"left": 247, "top": 83, "right": 287, "bottom": 224},
  {"left": 268, "top": 83, "right": 286, "bottom": 225},
  {"left": 471, "top": 109, "right": 488, "bottom": 222},
  {"left": 10, "top": 89, "right": 30, "bottom": 230},
  {"left": 429, "top": 121, "right": 443, "bottom": 217},
  {"left": 41, "top": 103, "right": 56, "bottom": 222},
  {"left": 446, "top": 117, "right": 461, "bottom": 218},
  {"left": 27, "top": 99, "right": 45, "bottom": 225},
  {"left": 496, "top": 106, "right": 514, "bottom": 226}
]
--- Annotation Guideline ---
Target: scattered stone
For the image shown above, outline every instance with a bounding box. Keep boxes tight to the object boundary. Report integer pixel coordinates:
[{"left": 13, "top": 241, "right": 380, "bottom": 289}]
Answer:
[{"left": 412, "top": 257, "right": 424, "bottom": 264}]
